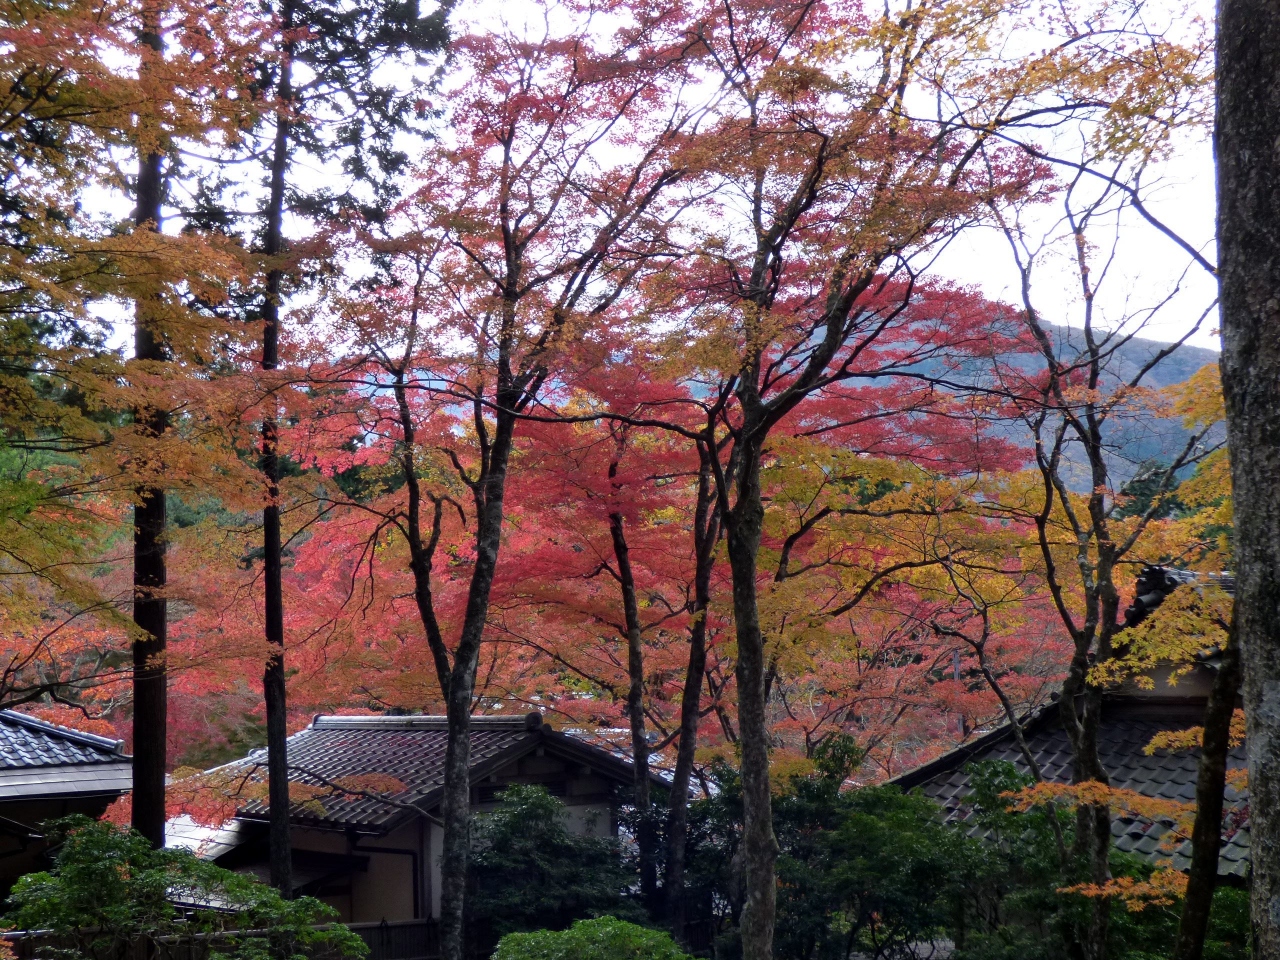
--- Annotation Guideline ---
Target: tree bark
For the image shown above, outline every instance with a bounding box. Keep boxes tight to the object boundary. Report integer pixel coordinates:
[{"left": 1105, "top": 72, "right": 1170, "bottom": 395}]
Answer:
[
  {"left": 435, "top": 412, "right": 516, "bottom": 960},
  {"left": 260, "top": 0, "right": 295, "bottom": 898},
  {"left": 608, "top": 507, "right": 657, "bottom": 908},
  {"left": 130, "top": 7, "right": 167, "bottom": 850},
  {"left": 1058, "top": 681, "right": 1113, "bottom": 960},
  {"left": 386, "top": 302, "right": 518, "bottom": 960},
  {"left": 1173, "top": 624, "right": 1242, "bottom": 960},
  {"left": 723, "top": 437, "right": 777, "bottom": 960},
  {"left": 438, "top": 675, "right": 475, "bottom": 960},
  {"left": 1216, "top": 4, "right": 1280, "bottom": 951},
  {"left": 664, "top": 451, "right": 718, "bottom": 933}
]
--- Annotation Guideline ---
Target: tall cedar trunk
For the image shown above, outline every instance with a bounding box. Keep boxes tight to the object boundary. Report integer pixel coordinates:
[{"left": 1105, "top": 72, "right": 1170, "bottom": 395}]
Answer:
[
  {"left": 724, "top": 438, "right": 777, "bottom": 960},
  {"left": 1173, "top": 625, "right": 1242, "bottom": 960},
  {"left": 130, "top": 6, "right": 167, "bottom": 849},
  {"left": 260, "top": 0, "right": 295, "bottom": 898},
  {"left": 664, "top": 452, "right": 717, "bottom": 932},
  {"left": 608, "top": 508, "right": 657, "bottom": 907},
  {"left": 436, "top": 413, "right": 517, "bottom": 960},
  {"left": 1216, "top": 4, "right": 1280, "bottom": 950}
]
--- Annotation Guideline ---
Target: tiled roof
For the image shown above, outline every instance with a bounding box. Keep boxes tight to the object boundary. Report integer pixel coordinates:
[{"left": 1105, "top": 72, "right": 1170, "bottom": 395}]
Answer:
[
  {"left": 892, "top": 699, "right": 1250, "bottom": 880},
  {"left": 0, "top": 710, "right": 132, "bottom": 800},
  {"left": 0, "top": 710, "right": 125, "bottom": 768},
  {"left": 233, "top": 712, "right": 643, "bottom": 834}
]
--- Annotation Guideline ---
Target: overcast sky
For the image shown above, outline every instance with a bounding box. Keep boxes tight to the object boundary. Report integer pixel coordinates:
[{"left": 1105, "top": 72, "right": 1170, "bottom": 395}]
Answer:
[{"left": 929, "top": 0, "right": 1219, "bottom": 351}]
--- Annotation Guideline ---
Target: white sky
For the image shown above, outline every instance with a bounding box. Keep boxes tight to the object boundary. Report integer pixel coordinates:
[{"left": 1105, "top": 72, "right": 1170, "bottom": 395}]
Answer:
[
  {"left": 930, "top": 133, "right": 1219, "bottom": 350},
  {"left": 929, "top": 0, "right": 1220, "bottom": 351},
  {"left": 445, "top": 0, "right": 1225, "bottom": 353}
]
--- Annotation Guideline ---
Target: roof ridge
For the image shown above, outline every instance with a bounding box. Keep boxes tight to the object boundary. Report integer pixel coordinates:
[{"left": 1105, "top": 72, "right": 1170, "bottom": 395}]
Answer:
[
  {"left": 888, "top": 699, "right": 1057, "bottom": 788},
  {"left": 310, "top": 712, "right": 542, "bottom": 731},
  {"left": 0, "top": 709, "right": 126, "bottom": 755}
]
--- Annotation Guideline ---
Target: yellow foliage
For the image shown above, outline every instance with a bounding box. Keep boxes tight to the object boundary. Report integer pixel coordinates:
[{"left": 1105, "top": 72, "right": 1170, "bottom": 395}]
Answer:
[
  {"left": 1091, "top": 585, "right": 1230, "bottom": 688},
  {"left": 1005, "top": 781, "right": 1191, "bottom": 837},
  {"left": 769, "top": 752, "right": 818, "bottom": 795},
  {"left": 1144, "top": 710, "right": 1245, "bottom": 755}
]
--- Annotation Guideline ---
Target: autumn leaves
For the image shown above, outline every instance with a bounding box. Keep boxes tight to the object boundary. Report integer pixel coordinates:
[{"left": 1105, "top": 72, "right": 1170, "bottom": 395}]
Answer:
[{"left": 0, "top": 1, "right": 1223, "bottom": 958}]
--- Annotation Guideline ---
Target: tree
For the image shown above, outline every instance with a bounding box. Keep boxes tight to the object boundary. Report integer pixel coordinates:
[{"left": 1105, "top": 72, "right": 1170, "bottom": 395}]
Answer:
[
  {"left": 1081, "top": 377, "right": 1244, "bottom": 960},
  {"left": 489, "top": 400, "right": 719, "bottom": 918},
  {"left": 468, "top": 786, "right": 643, "bottom": 955},
  {"left": 1215, "top": 2, "right": 1280, "bottom": 954},
  {"left": 244, "top": 0, "right": 449, "bottom": 896},
  {"left": 984, "top": 165, "right": 1219, "bottom": 957},
  {"left": 638, "top": 2, "right": 1065, "bottom": 951},
  {"left": 492, "top": 918, "right": 692, "bottom": 960},
  {"left": 295, "top": 14, "right": 698, "bottom": 956},
  {"left": 0, "top": 0, "right": 266, "bottom": 846},
  {"left": 485, "top": 370, "right": 1021, "bottom": 931}
]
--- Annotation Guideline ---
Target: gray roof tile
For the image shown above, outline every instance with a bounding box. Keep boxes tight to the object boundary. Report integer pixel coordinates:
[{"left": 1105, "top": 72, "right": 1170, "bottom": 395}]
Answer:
[
  {"left": 891, "top": 699, "right": 1250, "bottom": 878},
  {"left": 0, "top": 710, "right": 125, "bottom": 768}
]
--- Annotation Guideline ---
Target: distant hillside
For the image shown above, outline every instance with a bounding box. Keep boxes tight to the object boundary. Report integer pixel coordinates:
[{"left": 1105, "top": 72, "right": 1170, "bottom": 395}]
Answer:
[
  {"left": 1037, "top": 326, "right": 1220, "bottom": 490},
  {"left": 1048, "top": 325, "right": 1219, "bottom": 390},
  {"left": 905, "top": 324, "right": 1220, "bottom": 489}
]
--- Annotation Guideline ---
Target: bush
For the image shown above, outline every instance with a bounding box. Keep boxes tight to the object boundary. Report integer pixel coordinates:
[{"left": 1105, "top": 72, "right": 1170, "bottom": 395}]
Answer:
[
  {"left": 5, "top": 816, "right": 366, "bottom": 960},
  {"left": 491, "top": 917, "right": 692, "bottom": 960},
  {"left": 685, "top": 736, "right": 972, "bottom": 960},
  {"left": 467, "top": 785, "right": 644, "bottom": 956}
]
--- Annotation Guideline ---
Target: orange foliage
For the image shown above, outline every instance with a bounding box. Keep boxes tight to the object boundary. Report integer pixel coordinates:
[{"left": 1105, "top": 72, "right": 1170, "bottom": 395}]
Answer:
[{"left": 1061, "top": 868, "right": 1188, "bottom": 912}]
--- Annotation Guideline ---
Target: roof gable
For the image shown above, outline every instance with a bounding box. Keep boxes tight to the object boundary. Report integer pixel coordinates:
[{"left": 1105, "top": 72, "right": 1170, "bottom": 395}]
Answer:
[{"left": 0, "top": 710, "right": 131, "bottom": 801}]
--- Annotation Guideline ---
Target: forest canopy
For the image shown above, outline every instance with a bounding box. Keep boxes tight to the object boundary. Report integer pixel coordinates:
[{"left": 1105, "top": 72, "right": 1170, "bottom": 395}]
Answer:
[{"left": 0, "top": 0, "right": 1232, "bottom": 959}]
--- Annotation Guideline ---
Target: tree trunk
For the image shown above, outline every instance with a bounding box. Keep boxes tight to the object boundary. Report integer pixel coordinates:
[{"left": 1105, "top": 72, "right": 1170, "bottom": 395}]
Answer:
[
  {"left": 438, "top": 676, "right": 474, "bottom": 960},
  {"left": 260, "top": 0, "right": 295, "bottom": 898},
  {"left": 664, "top": 611, "right": 707, "bottom": 928},
  {"left": 437, "top": 413, "right": 516, "bottom": 960},
  {"left": 608, "top": 509, "right": 657, "bottom": 908},
  {"left": 1059, "top": 683, "right": 1112, "bottom": 960},
  {"left": 1078, "top": 799, "right": 1113, "bottom": 960},
  {"left": 664, "top": 453, "right": 717, "bottom": 932},
  {"left": 724, "top": 441, "right": 777, "bottom": 960},
  {"left": 1173, "top": 624, "right": 1242, "bottom": 960},
  {"left": 1216, "top": 6, "right": 1280, "bottom": 950},
  {"left": 130, "top": 8, "right": 167, "bottom": 849},
  {"left": 131, "top": 450, "right": 167, "bottom": 851}
]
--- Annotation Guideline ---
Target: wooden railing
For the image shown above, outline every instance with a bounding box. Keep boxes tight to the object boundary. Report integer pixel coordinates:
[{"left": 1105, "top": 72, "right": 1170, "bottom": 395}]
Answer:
[{"left": 347, "top": 920, "right": 440, "bottom": 960}]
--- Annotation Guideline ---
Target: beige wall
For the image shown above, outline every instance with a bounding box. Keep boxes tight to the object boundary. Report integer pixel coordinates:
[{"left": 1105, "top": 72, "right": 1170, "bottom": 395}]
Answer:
[
  {"left": 289, "top": 821, "right": 425, "bottom": 924},
  {"left": 350, "top": 820, "right": 421, "bottom": 923},
  {"left": 1118, "top": 662, "right": 1216, "bottom": 699}
]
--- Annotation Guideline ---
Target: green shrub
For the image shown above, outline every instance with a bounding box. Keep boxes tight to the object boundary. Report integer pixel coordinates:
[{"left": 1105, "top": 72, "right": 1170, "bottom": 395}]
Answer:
[
  {"left": 491, "top": 917, "right": 691, "bottom": 960},
  {"left": 685, "top": 736, "right": 973, "bottom": 960},
  {"left": 5, "top": 816, "right": 366, "bottom": 960},
  {"left": 467, "top": 785, "right": 643, "bottom": 955}
]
